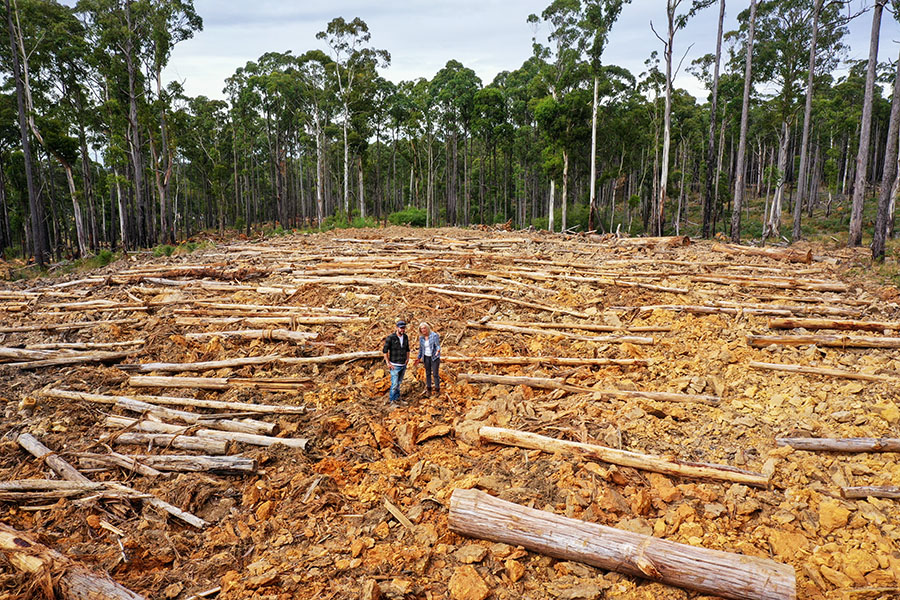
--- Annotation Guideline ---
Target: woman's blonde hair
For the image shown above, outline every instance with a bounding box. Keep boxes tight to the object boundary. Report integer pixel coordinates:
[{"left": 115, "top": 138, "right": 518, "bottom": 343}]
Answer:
[{"left": 419, "top": 321, "right": 431, "bottom": 333}]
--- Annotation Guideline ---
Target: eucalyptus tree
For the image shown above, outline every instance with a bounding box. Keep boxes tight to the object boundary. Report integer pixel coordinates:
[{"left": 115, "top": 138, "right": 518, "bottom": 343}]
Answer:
[
  {"left": 872, "top": 3, "right": 900, "bottom": 260},
  {"left": 730, "top": 0, "right": 758, "bottom": 243},
  {"left": 316, "top": 17, "right": 390, "bottom": 218},
  {"left": 529, "top": 0, "right": 585, "bottom": 231},
  {"left": 582, "top": 0, "right": 629, "bottom": 232},
  {"left": 4, "top": 0, "right": 48, "bottom": 265},
  {"left": 702, "top": 0, "right": 725, "bottom": 238},
  {"left": 754, "top": 0, "right": 846, "bottom": 241},
  {"left": 849, "top": 0, "right": 888, "bottom": 246}
]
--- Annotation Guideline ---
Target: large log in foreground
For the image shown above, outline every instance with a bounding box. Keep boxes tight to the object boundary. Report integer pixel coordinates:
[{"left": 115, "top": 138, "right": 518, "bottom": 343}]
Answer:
[
  {"left": 449, "top": 489, "right": 794, "bottom": 600},
  {"left": 749, "top": 361, "right": 898, "bottom": 383},
  {"left": 480, "top": 427, "right": 768, "bottom": 487},
  {"left": 0, "top": 523, "right": 146, "bottom": 600},
  {"left": 767, "top": 317, "right": 900, "bottom": 332}
]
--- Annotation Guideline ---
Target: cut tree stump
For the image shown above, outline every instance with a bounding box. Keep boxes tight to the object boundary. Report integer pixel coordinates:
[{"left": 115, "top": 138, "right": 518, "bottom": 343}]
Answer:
[
  {"left": 479, "top": 427, "right": 767, "bottom": 486},
  {"left": 0, "top": 522, "right": 146, "bottom": 600},
  {"left": 449, "top": 489, "right": 794, "bottom": 600},
  {"left": 775, "top": 438, "right": 900, "bottom": 452},
  {"left": 458, "top": 373, "right": 718, "bottom": 404},
  {"left": 749, "top": 362, "right": 898, "bottom": 383},
  {"left": 747, "top": 335, "right": 900, "bottom": 349}
]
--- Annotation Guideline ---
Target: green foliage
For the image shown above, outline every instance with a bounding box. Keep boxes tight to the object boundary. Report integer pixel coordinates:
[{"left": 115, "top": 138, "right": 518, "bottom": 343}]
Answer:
[
  {"left": 388, "top": 207, "right": 427, "bottom": 227},
  {"left": 153, "top": 244, "right": 176, "bottom": 257}
]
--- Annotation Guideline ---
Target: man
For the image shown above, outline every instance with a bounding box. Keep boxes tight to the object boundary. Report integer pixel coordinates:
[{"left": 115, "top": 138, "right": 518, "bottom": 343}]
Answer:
[{"left": 383, "top": 320, "right": 410, "bottom": 404}]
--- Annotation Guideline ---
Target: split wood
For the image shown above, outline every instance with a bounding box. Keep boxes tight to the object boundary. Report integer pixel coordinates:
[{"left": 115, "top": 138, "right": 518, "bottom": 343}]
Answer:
[
  {"left": 467, "top": 321, "right": 654, "bottom": 345},
  {"left": 104, "top": 416, "right": 308, "bottom": 450},
  {"left": 749, "top": 362, "right": 898, "bottom": 383},
  {"left": 184, "top": 329, "right": 319, "bottom": 344},
  {"left": 767, "top": 317, "right": 900, "bottom": 332},
  {"left": 16, "top": 433, "right": 207, "bottom": 528},
  {"left": 458, "top": 373, "right": 719, "bottom": 404},
  {"left": 449, "top": 489, "right": 793, "bottom": 600},
  {"left": 747, "top": 335, "right": 900, "bottom": 349},
  {"left": 711, "top": 242, "right": 812, "bottom": 263},
  {"left": 41, "top": 389, "right": 307, "bottom": 414},
  {"left": 427, "top": 287, "right": 589, "bottom": 318},
  {"left": 0, "top": 522, "right": 146, "bottom": 600},
  {"left": 128, "top": 375, "right": 312, "bottom": 391},
  {"left": 78, "top": 454, "right": 257, "bottom": 475},
  {"left": 842, "top": 486, "right": 900, "bottom": 499},
  {"left": 776, "top": 438, "right": 900, "bottom": 452},
  {"left": 442, "top": 355, "right": 648, "bottom": 367},
  {"left": 479, "top": 427, "right": 767, "bottom": 487}
]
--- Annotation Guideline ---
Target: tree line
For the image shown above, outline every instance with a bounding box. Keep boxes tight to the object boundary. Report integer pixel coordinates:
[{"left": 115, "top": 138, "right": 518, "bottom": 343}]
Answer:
[{"left": 2, "top": 0, "right": 900, "bottom": 268}]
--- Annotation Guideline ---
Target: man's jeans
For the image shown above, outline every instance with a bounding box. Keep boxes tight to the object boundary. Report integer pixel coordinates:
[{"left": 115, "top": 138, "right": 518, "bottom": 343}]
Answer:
[{"left": 389, "top": 365, "right": 406, "bottom": 403}]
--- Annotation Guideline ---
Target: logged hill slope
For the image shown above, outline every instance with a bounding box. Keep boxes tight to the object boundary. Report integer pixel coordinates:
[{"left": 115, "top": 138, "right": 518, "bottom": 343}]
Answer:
[{"left": 0, "top": 228, "right": 898, "bottom": 600}]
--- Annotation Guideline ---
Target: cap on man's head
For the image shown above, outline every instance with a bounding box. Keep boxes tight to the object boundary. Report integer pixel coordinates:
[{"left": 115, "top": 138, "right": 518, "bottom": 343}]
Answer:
[{"left": 396, "top": 320, "right": 407, "bottom": 328}]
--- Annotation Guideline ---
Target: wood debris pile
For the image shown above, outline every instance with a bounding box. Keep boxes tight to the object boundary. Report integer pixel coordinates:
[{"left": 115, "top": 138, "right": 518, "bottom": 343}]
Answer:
[{"left": 0, "top": 226, "right": 898, "bottom": 600}]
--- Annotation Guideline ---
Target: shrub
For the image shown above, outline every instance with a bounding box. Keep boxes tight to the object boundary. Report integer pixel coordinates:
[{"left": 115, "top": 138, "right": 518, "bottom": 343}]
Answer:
[
  {"left": 388, "top": 207, "right": 427, "bottom": 227},
  {"left": 153, "top": 244, "right": 175, "bottom": 257}
]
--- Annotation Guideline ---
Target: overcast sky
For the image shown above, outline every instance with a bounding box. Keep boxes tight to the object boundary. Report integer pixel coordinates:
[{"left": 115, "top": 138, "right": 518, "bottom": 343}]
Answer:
[{"left": 163, "top": 1, "right": 898, "bottom": 102}]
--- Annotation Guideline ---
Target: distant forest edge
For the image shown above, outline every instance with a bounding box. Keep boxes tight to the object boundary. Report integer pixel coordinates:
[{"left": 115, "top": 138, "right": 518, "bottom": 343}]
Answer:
[{"left": 2, "top": 0, "right": 900, "bottom": 267}]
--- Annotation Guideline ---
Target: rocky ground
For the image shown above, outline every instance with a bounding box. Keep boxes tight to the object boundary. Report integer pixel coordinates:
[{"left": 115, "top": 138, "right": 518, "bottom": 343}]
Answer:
[{"left": 0, "top": 227, "right": 898, "bottom": 600}]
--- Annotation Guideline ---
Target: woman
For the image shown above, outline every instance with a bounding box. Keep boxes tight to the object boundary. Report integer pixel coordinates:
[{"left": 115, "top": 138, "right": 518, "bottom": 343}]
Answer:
[{"left": 413, "top": 321, "right": 441, "bottom": 396}]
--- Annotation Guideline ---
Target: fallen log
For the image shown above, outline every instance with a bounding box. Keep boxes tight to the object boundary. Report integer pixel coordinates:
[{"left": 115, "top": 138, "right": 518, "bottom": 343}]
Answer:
[
  {"left": 119, "top": 354, "right": 281, "bottom": 373},
  {"left": 747, "top": 335, "right": 900, "bottom": 349},
  {"left": 842, "top": 486, "right": 900, "bottom": 499},
  {"left": 692, "top": 275, "right": 848, "bottom": 292},
  {"left": 711, "top": 242, "right": 812, "bottom": 264},
  {"left": 26, "top": 340, "right": 145, "bottom": 351},
  {"left": 174, "top": 315, "right": 365, "bottom": 325},
  {"left": 17, "top": 433, "right": 207, "bottom": 528},
  {"left": 449, "top": 489, "right": 793, "bottom": 600},
  {"left": 442, "top": 355, "right": 648, "bottom": 367},
  {"left": 708, "top": 301, "right": 861, "bottom": 318},
  {"left": 110, "top": 433, "right": 228, "bottom": 455},
  {"left": 0, "top": 319, "right": 133, "bottom": 334},
  {"left": 278, "top": 350, "right": 382, "bottom": 365},
  {"left": 0, "top": 522, "right": 146, "bottom": 600},
  {"left": 9, "top": 350, "right": 136, "bottom": 370},
  {"left": 467, "top": 321, "right": 654, "bottom": 345},
  {"left": 427, "top": 287, "right": 588, "bottom": 318},
  {"left": 127, "top": 375, "right": 313, "bottom": 391},
  {"left": 74, "top": 451, "right": 164, "bottom": 478},
  {"left": 184, "top": 329, "right": 319, "bottom": 344},
  {"left": 613, "top": 235, "right": 691, "bottom": 247},
  {"left": 104, "top": 416, "right": 307, "bottom": 450},
  {"left": 775, "top": 438, "right": 900, "bottom": 452},
  {"left": 488, "top": 320, "right": 672, "bottom": 333},
  {"left": 458, "top": 373, "right": 719, "bottom": 404},
  {"left": 41, "top": 388, "right": 307, "bottom": 415},
  {"left": 767, "top": 317, "right": 900, "bottom": 332},
  {"left": 78, "top": 454, "right": 257, "bottom": 474},
  {"left": 610, "top": 304, "right": 794, "bottom": 317},
  {"left": 90, "top": 395, "right": 276, "bottom": 435},
  {"left": 0, "top": 480, "right": 150, "bottom": 502},
  {"left": 480, "top": 427, "right": 767, "bottom": 487},
  {"left": 749, "top": 361, "right": 898, "bottom": 383}
]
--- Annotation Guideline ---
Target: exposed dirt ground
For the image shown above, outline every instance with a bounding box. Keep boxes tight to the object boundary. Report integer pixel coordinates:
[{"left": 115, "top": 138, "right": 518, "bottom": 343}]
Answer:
[{"left": 0, "top": 227, "right": 899, "bottom": 600}]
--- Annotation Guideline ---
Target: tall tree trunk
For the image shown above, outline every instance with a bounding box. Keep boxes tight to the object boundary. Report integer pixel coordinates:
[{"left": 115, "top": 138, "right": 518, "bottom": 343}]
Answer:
[
  {"left": 357, "top": 154, "right": 365, "bottom": 219},
  {"left": 342, "top": 103, "right": 349, "bottom": 215},
  {"left": 730, "top": 0, "right": 757, "bottom": 243},
  {"left": 124, "top": 0, "right": 146, "bottom": 246},
  {"left": 702, "top": 0, "right": 725, "bottom": 239},
  {"left": 765, "top": 122, "right": 791, "bottom": 241},
  {"left": 872, "top": 44, "right": 900, "bottom": 261},
  {"left": 849, "top": 0, "right": 886, "bottom": 246},
  {"left": 792, "top": 0, "right": 822, "bottom": 241},
  {"left": 155, "top": 66, "right": 174, "bottom": 244},
  {"left": 658, "top": 1, "right": 676, "bottom": 236},
  {"left": 548, "top": 179, "right": 555, "bottom": 232},
  {"left": 589, "top": 75, "right": 599, "bottom": 232},
  {"left": 6, "top": 0, "right": 48, "bottom": 265},
  {"left": 561, "top": 150, "right": 569, "bottom": 232}
]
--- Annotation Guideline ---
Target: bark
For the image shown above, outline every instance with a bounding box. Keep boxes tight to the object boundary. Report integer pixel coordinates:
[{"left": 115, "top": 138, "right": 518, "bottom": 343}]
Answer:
[
  {"left": 0, "top": 523, "right": 146, "bottom": 600},
  {"left": 110, "top": 433, "right": 228, "bottom": 454},
  {"left": 749, "top": 361, "right": 897, "bottom": 383},
  {"left": 119, "top": 354, "right": 281, "bottom": 373},
  {"left": 842, "top": 486, "right": 900, "bottom": 499},
  {"left": 872, "top": 44, "right": 900, "bottom": 260},
  {"left": 848, "top": 0, "right": 886, "bottom": 246},
  {"left": 78, "top": 454, "right": 257, "bottom": 475},
  {"left": 776, "top": 437, "right": 900, "bottom": 452},
  {"left": 104, "top": 416, "right": 308, "bottom": 450},
  {"left": 449, "top": 489, "right": 794, "bottom": 600},
  {"left": 480, "top": 426, "right": 765, "bottom": 487},
  {"left": 747, "top": 334, "right": 900, "bottom": 349},
  {"left": 702, "top": 0, "right": 725, "bottom": 238},
  {"left": 458, "top": 374, "right": 719, "bottom": 405},
  {"left": 767, "top": 317, "right": 900, "bottom": 332},
  {"left": 711, "top": 243, "right": 812, "bottom": 263},
  {"left": 793, "top": 0, "right": 823, "bottom": 241},
  {"left": 730, "top": 0, "right": 757, "bottom": 242},
  {"left": 41, "top": 388, "right": 307, "bottom": 414}
]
